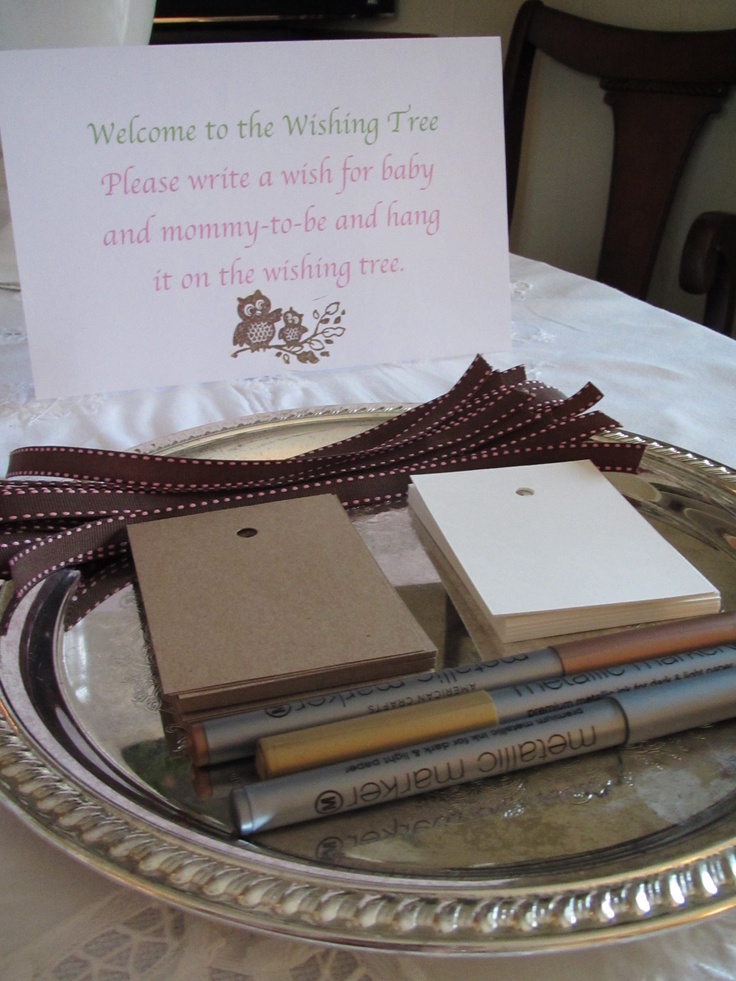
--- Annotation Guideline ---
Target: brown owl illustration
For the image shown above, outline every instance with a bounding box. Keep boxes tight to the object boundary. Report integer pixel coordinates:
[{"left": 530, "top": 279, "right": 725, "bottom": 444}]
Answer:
[
  {"left": 233, "top": 290, "right": 282, "bottom": 350},
  {"left": 278, "top": 308, "right": 308, "bottom": 345}
]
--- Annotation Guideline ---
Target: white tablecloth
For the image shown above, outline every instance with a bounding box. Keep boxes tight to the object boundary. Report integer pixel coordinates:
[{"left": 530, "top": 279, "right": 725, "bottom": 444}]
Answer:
[{"left": 2, "top": 254, "right": 736, "bottom": 979}]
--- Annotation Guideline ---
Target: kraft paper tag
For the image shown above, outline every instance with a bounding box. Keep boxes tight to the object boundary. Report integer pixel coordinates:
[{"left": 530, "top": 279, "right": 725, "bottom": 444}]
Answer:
[{"left": 128, "top": 493, "right": 436, "bottom": 716}]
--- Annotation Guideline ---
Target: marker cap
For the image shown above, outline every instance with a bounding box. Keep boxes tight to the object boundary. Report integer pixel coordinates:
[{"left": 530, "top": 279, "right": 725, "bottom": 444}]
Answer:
[
  {"left": 553, "top": 611, "right": 736, "bottom": 673},
  {"left": 616, "top": 666, "right": 736, "bottom": 743}
]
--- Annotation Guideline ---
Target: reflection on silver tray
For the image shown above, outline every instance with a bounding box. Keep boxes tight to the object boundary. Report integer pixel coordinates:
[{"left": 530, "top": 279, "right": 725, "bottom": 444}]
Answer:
[{"left": 3, "top": 404, "right": 736, "bottom": 954}]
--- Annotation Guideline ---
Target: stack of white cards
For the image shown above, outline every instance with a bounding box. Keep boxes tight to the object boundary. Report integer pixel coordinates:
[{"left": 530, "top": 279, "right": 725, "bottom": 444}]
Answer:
[{"left": 408, "top": 460, "right": 721, "bottom": 643}]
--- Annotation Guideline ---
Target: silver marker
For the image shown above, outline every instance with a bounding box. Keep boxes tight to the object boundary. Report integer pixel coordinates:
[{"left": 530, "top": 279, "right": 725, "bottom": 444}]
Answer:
[{"left": 230, "top": 665, "right": 736, "bottom": 835}]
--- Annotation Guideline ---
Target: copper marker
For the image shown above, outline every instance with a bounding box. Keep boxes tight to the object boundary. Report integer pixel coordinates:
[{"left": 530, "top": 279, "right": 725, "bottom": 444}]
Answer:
[
  {"left": 190, "top": 610, "right": 736, "bottom": 767},
  {"left": 256, "top": 643, "right": 736, "bottom": 777},
  {"left": 231, "top": 666, "right": 736, "bottom": 836}
]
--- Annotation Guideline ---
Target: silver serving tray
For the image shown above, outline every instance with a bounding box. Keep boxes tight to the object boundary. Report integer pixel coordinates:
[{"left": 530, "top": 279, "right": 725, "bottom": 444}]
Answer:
[{"left": 2, "top": 404, "right": 736, "bottom": 955}]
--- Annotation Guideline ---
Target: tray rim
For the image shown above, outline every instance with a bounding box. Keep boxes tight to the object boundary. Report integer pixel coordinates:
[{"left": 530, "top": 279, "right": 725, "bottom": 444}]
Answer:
[{"left": 2, "top": 402, "right": 736, "bottom": 955}]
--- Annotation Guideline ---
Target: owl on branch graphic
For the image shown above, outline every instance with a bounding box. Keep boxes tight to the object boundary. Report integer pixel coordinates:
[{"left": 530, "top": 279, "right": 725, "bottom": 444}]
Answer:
[{"left": 232, "top": 289, "right": 347, "bottom": 365}]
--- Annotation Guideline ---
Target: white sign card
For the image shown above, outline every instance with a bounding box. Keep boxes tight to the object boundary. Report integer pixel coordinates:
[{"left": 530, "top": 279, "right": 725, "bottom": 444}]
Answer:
[{"left": 0, "top": 37, "right": 510, "bottom": 399}]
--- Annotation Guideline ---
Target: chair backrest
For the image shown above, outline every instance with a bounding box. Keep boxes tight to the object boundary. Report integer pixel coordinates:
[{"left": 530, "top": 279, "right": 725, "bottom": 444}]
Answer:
[{"left": 504, "top": 1, "right": 736, "bottom": 301}]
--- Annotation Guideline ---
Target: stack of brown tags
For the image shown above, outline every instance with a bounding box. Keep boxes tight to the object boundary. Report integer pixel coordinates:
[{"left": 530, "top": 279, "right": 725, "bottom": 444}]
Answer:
[
  {"left": 0, "top": 357, "right": 645, "bottom": 620},
  {"left": 127, "top": 494, "right": 439, "bottom": 722}
]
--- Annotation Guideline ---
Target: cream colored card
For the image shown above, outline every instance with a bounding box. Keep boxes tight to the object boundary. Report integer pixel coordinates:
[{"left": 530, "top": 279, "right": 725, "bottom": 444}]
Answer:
[
  {"left": 408, "top": 461, "right": 721, "bottom": 642},
  {"left": 0, "top": 36, "right": 510, "bottom": 398}
]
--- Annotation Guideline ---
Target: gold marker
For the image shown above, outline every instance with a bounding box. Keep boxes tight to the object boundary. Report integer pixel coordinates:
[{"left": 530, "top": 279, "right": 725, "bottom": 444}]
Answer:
[{"left": 255, "top": 643, "right": 736, "bottom": 778}]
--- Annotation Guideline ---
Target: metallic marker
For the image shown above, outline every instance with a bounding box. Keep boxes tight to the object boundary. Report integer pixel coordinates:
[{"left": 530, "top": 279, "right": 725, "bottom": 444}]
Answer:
[
  {"left": 190, "top": 611, "right": 736, "bottom": 766},
  {"left": 231, "top": 665, "right": 736, "bottom": 836},
  {"left": 256, "top": 643, "right": 736, "bottom": 777}
]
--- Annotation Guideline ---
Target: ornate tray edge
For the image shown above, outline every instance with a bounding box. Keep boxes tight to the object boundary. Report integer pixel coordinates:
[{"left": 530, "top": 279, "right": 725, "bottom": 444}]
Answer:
[
  {"left": 2, "top": 406, "right": 736, "bottom": 954},
  {"left": 4, "top": 699, "right": 736, "bottom": 954}
]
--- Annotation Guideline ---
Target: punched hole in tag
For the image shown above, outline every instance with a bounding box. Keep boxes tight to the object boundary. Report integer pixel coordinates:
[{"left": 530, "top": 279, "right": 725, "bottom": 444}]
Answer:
[
  {"left": 516, "top": 487, "right": 535, "bottom": 496},
  {"left": 237, "top": 527, "right": 259, "bottom": 538}
]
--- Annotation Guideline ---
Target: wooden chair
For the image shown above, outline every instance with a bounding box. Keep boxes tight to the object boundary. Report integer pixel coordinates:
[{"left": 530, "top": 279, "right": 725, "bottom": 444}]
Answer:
[
  {"left": 680, "top": 211, "right": 736, "bottom": 335},
  {"left": 504, "top": 1, "right": 736, "bottom": 304}
]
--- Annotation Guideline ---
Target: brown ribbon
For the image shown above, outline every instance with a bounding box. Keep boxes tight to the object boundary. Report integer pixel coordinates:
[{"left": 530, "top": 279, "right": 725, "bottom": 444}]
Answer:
[{"left": 0, "top": 357, "right": 644, "bottom": 606}]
